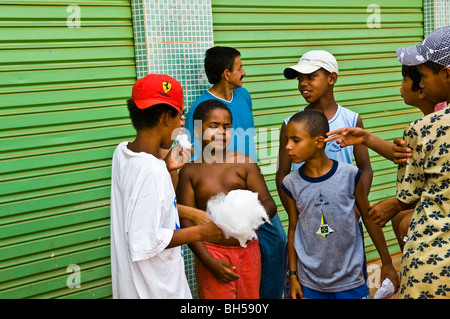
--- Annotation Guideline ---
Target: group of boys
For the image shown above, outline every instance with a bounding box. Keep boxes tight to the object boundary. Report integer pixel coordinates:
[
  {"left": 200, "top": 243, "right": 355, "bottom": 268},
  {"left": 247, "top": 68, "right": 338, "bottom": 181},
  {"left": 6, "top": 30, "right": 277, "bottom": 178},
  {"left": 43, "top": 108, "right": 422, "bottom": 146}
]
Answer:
[{"left": 110, "top": 26, "right": 450, "bottom": 299}]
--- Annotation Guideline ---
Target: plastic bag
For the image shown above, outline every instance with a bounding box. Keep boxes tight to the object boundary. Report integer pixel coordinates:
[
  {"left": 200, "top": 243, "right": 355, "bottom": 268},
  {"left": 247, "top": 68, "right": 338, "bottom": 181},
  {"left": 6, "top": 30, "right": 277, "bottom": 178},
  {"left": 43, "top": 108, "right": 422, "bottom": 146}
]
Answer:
[{"left": 374, "top": 278, "right": 396, "bottom": 299}]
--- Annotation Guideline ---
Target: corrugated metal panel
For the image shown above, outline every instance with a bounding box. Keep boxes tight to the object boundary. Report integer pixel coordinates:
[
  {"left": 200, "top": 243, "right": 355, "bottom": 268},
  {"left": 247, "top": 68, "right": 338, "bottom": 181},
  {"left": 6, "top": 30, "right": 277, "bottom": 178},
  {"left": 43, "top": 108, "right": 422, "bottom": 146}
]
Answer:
[
  {"left": 0, "top": 1, "right": 136, "bottom": 298},
  {"left": 211, "top": 0, "right": 424, "bottom": 261}
]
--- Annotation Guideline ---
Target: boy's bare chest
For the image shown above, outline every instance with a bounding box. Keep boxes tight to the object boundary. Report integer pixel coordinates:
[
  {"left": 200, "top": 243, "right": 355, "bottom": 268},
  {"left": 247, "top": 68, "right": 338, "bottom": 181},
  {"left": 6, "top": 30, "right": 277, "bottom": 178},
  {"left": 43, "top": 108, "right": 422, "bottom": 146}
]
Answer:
[{"left": 192, "top": 165, "right": 247, "bottom": 208}]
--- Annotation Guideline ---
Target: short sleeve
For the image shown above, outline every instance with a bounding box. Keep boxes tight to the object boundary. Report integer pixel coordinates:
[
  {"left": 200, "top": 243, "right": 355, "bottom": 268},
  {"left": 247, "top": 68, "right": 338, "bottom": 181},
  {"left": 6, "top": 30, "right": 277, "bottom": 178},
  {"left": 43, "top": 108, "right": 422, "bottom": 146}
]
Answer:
[
  {"left": 282, "top": 175, "right": 294, "bottom": 199},
  {"left": 396, "top": 124, "right": 424, "bottom": 205}
]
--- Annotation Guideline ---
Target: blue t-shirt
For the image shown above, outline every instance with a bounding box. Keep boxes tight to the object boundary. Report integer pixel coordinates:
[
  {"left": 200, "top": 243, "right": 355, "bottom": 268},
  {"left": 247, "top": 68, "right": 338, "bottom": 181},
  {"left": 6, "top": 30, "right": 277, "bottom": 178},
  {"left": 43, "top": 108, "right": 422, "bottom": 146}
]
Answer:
[{"left": 185, "top": 87, "right": 257, "bottom": 161}]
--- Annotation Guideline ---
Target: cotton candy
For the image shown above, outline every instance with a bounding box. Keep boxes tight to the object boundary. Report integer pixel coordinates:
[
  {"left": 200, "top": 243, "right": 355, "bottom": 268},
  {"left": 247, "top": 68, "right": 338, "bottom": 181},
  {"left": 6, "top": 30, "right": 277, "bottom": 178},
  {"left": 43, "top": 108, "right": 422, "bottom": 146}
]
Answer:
[
  {"left": 175, "top": 134, "right": 191, "bottom": 149},
  {"left": 206, "top": 189, "right": 270, "bottom": 247}
]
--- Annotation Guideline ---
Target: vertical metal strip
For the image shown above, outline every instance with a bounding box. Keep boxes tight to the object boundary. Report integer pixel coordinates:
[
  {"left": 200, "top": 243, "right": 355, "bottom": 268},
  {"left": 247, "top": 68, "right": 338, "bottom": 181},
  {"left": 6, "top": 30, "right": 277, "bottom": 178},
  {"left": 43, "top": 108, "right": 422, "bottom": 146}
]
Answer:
[{"left": 129, "top": 0, "right": 215, "bottom": 298}]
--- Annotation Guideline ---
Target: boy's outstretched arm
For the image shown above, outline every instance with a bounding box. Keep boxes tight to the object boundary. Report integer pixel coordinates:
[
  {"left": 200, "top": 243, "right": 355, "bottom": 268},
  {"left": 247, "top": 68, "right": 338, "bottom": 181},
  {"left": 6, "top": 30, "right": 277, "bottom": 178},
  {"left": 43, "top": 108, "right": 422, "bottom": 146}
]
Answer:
[
  {"left": 177, "top": 204, "right": 211, "bottom": 225},
  {"left": 325, "top": 127, "right": 412, "bottom": 163},
  {"left": 354, "top": 177, "right": 400, "bottom": 293},
  {"left": 167, "top": 222, "right": 223, "bottom": 248}
]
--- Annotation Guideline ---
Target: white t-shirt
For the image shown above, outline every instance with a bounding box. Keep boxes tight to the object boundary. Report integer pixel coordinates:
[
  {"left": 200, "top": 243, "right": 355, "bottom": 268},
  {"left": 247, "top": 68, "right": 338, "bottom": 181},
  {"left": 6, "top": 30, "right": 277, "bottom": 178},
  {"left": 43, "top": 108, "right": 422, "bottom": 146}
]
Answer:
[{"left": 110, "top": 142, "right": 192, "bottom": 299}]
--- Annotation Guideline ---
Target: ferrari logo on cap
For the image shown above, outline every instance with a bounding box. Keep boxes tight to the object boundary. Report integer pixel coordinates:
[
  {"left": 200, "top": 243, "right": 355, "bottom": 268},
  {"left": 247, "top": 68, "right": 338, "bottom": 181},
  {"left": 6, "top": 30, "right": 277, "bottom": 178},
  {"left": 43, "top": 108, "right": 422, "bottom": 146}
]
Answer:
[{"left": 162, "top": 82, "right": 172, "bottom": 93}]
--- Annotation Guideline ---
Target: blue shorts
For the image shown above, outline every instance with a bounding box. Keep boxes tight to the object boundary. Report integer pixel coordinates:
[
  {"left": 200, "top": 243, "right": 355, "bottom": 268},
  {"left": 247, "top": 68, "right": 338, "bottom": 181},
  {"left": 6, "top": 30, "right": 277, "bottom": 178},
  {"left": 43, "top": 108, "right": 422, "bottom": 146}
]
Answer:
[
  {"left": 302, "top": 283, "right": 370, "bottom": 299},
  {"left": 256, "top": 214, "right": 287, "bottom": 299}
]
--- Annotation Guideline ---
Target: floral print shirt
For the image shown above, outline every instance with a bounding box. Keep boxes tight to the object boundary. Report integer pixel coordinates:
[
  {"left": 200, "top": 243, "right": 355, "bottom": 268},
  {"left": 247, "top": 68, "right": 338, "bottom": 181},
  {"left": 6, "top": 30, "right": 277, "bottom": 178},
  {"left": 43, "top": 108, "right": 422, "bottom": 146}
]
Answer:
[{"left": 396, "top": 104, "right": 450, "bottom": 299}]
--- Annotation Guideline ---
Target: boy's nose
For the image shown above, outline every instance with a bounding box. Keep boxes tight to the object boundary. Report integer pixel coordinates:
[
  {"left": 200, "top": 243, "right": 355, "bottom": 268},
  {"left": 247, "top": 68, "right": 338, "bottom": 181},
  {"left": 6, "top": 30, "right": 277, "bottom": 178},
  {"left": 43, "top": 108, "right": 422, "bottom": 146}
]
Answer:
[
  {"left": 419, "top": 79, "right": 425, "bottom": 89},
  {"left": 285, "top": 141, "right": 292, "bottom": 150},
  {"left": 217, "top": 126, "right": 226, "bottom": 135},
  {"left": 298, "top": 78, "right": 308, "bottom": 87}
]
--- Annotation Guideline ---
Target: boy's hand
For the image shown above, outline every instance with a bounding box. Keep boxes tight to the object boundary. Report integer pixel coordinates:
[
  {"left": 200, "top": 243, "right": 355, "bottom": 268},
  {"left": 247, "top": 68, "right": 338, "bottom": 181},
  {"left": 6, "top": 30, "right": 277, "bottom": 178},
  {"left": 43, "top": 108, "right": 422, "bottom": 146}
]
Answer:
[
  {"left": 199, "top": 222, "right": 224, "bottom": 243},
  {"left": 392, "top": 138, "right": 412, "bottom": 164},
  {"left": 165, "top": 143, "right": 193, "bottom": 171},
  {"left": 368, "top": 198, "right": 401, "bottom": 227},
  {"left": 380, "top": 263, "right": 400, "bottom": 294},
  {"left": 325, "top": 127, "right": 366, "bottom": 148},
  {"left": 289, "top": 276, "right": 304, "bottom": 299},
  {"left": 207, "top": 257, "right": 240, "bottom": 284}
]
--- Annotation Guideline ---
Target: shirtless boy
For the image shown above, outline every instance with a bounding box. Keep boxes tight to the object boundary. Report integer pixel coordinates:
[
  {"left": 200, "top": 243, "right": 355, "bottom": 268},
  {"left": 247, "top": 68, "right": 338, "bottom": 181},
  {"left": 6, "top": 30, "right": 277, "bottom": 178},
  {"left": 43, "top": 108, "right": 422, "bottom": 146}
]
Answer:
[{"left": 176, "top": 99, "right": 277, "bottom": 299}]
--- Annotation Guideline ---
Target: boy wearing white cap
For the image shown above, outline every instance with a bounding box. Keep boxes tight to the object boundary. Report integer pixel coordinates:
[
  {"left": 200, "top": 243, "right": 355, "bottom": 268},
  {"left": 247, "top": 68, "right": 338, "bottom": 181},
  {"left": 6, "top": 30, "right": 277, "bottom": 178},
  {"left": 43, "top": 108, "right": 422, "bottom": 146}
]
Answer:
[{"left": 276, "top": 50, "right": 373, "bottom": 222}]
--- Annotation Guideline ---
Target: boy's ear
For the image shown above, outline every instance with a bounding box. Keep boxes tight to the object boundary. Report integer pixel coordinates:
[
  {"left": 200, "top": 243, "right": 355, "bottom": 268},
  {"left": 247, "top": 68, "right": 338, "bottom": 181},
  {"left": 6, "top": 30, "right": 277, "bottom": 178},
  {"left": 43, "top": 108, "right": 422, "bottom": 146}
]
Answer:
[
  {"left": 443, "top": 66, "right": 450, "bottom": 80},
  {"left": 315, "top": 136, "right": 326, "bottom": 149},
  {"left": 328, "top": 72, "right": 338, "bottom": 85},
  {"left": 160, "top": 109, "right": 174, "bottom": 127},
  {"left": 160, "top": 110, "right": 169, "bottom": 126},
  {"left": 417, "top": 87, "right": 427, "bottom": 99}
]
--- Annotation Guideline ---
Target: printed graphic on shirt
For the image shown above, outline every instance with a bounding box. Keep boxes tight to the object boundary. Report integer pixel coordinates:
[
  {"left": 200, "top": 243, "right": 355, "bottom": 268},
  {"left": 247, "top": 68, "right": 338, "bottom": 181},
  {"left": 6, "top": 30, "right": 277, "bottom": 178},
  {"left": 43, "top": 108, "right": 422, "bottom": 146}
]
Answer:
[
  {"left": 314, "top": 194, "right": 334, "bottom": 238},
  {"left": 326, "top": 140, "right": 343, "bottom": 153},
  {"left": 316, "top": 210, "right": 335, "bottom": 238}
]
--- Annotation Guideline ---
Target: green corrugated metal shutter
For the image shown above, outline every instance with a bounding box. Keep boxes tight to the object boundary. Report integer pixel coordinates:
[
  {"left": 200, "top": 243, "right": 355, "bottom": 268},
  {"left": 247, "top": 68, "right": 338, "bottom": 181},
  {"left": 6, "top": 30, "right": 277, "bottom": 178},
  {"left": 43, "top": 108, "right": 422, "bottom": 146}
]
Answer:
[
  {"left": 0, "top": 1, "right": 136, "bottom": 298},
  {"left": 211, "top": 0, "right": 424, "bottom": 261}
]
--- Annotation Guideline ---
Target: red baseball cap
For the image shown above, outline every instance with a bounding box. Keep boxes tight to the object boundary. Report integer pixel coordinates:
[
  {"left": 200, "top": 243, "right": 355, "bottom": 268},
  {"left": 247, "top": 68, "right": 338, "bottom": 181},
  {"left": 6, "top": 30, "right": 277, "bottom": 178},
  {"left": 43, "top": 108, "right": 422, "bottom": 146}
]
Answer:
[{"left": 131, "top": 74, "right": 184, "bottom": 113}]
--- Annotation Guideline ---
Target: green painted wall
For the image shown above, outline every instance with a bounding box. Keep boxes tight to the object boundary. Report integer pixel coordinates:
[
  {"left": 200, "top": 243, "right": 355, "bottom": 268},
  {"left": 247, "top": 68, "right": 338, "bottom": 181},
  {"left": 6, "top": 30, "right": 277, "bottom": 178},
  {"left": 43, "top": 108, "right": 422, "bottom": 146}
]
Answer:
[
  {"left": 0, "top": 0, "right": 429, "bottom": 299},
  {"left": 0, "top": 1, "right": 136, "bottom": 298}
]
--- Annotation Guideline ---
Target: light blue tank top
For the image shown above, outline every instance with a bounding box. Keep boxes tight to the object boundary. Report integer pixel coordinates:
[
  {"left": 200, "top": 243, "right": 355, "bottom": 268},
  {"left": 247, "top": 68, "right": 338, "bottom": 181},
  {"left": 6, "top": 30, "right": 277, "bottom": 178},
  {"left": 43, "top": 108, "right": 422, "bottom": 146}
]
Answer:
[{"left": 284, "top": 105, "right": 358, "bottom": 169}]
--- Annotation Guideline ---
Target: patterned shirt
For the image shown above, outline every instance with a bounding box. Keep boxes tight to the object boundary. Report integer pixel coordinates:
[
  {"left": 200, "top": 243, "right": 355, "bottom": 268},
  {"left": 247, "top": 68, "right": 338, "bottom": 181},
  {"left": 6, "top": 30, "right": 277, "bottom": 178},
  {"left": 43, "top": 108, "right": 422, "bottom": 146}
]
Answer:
[{"left": 396, "top": 104, "right": 450, "bottom": 299}]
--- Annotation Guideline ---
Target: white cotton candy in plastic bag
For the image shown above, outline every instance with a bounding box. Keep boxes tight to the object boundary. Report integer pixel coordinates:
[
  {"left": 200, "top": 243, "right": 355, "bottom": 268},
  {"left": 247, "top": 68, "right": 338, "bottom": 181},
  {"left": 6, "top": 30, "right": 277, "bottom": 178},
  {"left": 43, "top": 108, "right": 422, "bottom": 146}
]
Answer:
[
  {"left": 374, "top": 278, "right": 396, "bottom": 299},
  {"left": 206, "top": 189, "right": 270, "bottom": 247},
  {"left": 175, "top": 134, "right": 191, "bottom": 149}
]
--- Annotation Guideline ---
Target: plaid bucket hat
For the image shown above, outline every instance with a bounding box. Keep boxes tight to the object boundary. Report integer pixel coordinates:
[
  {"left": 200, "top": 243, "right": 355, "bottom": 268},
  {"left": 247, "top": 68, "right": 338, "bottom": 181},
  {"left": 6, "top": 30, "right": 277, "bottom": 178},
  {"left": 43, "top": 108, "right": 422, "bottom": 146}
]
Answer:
[{"left": 396, "top": 26, "right": 450, "bottom": 67}]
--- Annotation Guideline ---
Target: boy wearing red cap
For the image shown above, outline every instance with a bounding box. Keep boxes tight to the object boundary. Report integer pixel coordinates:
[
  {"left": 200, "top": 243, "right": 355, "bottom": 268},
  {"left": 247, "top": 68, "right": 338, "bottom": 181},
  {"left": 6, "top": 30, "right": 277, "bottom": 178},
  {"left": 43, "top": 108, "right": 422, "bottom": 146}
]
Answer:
[{"left": 110, "top": 74, "right": 223, "bottom": 299}]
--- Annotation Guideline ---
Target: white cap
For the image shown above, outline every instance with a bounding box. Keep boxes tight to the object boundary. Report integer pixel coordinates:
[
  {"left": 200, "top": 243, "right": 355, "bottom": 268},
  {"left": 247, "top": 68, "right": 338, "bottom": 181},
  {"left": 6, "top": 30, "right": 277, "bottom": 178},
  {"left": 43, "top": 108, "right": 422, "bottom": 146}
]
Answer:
[{"left": 284, "top": 50, "right": 339, "bottom": 79}]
